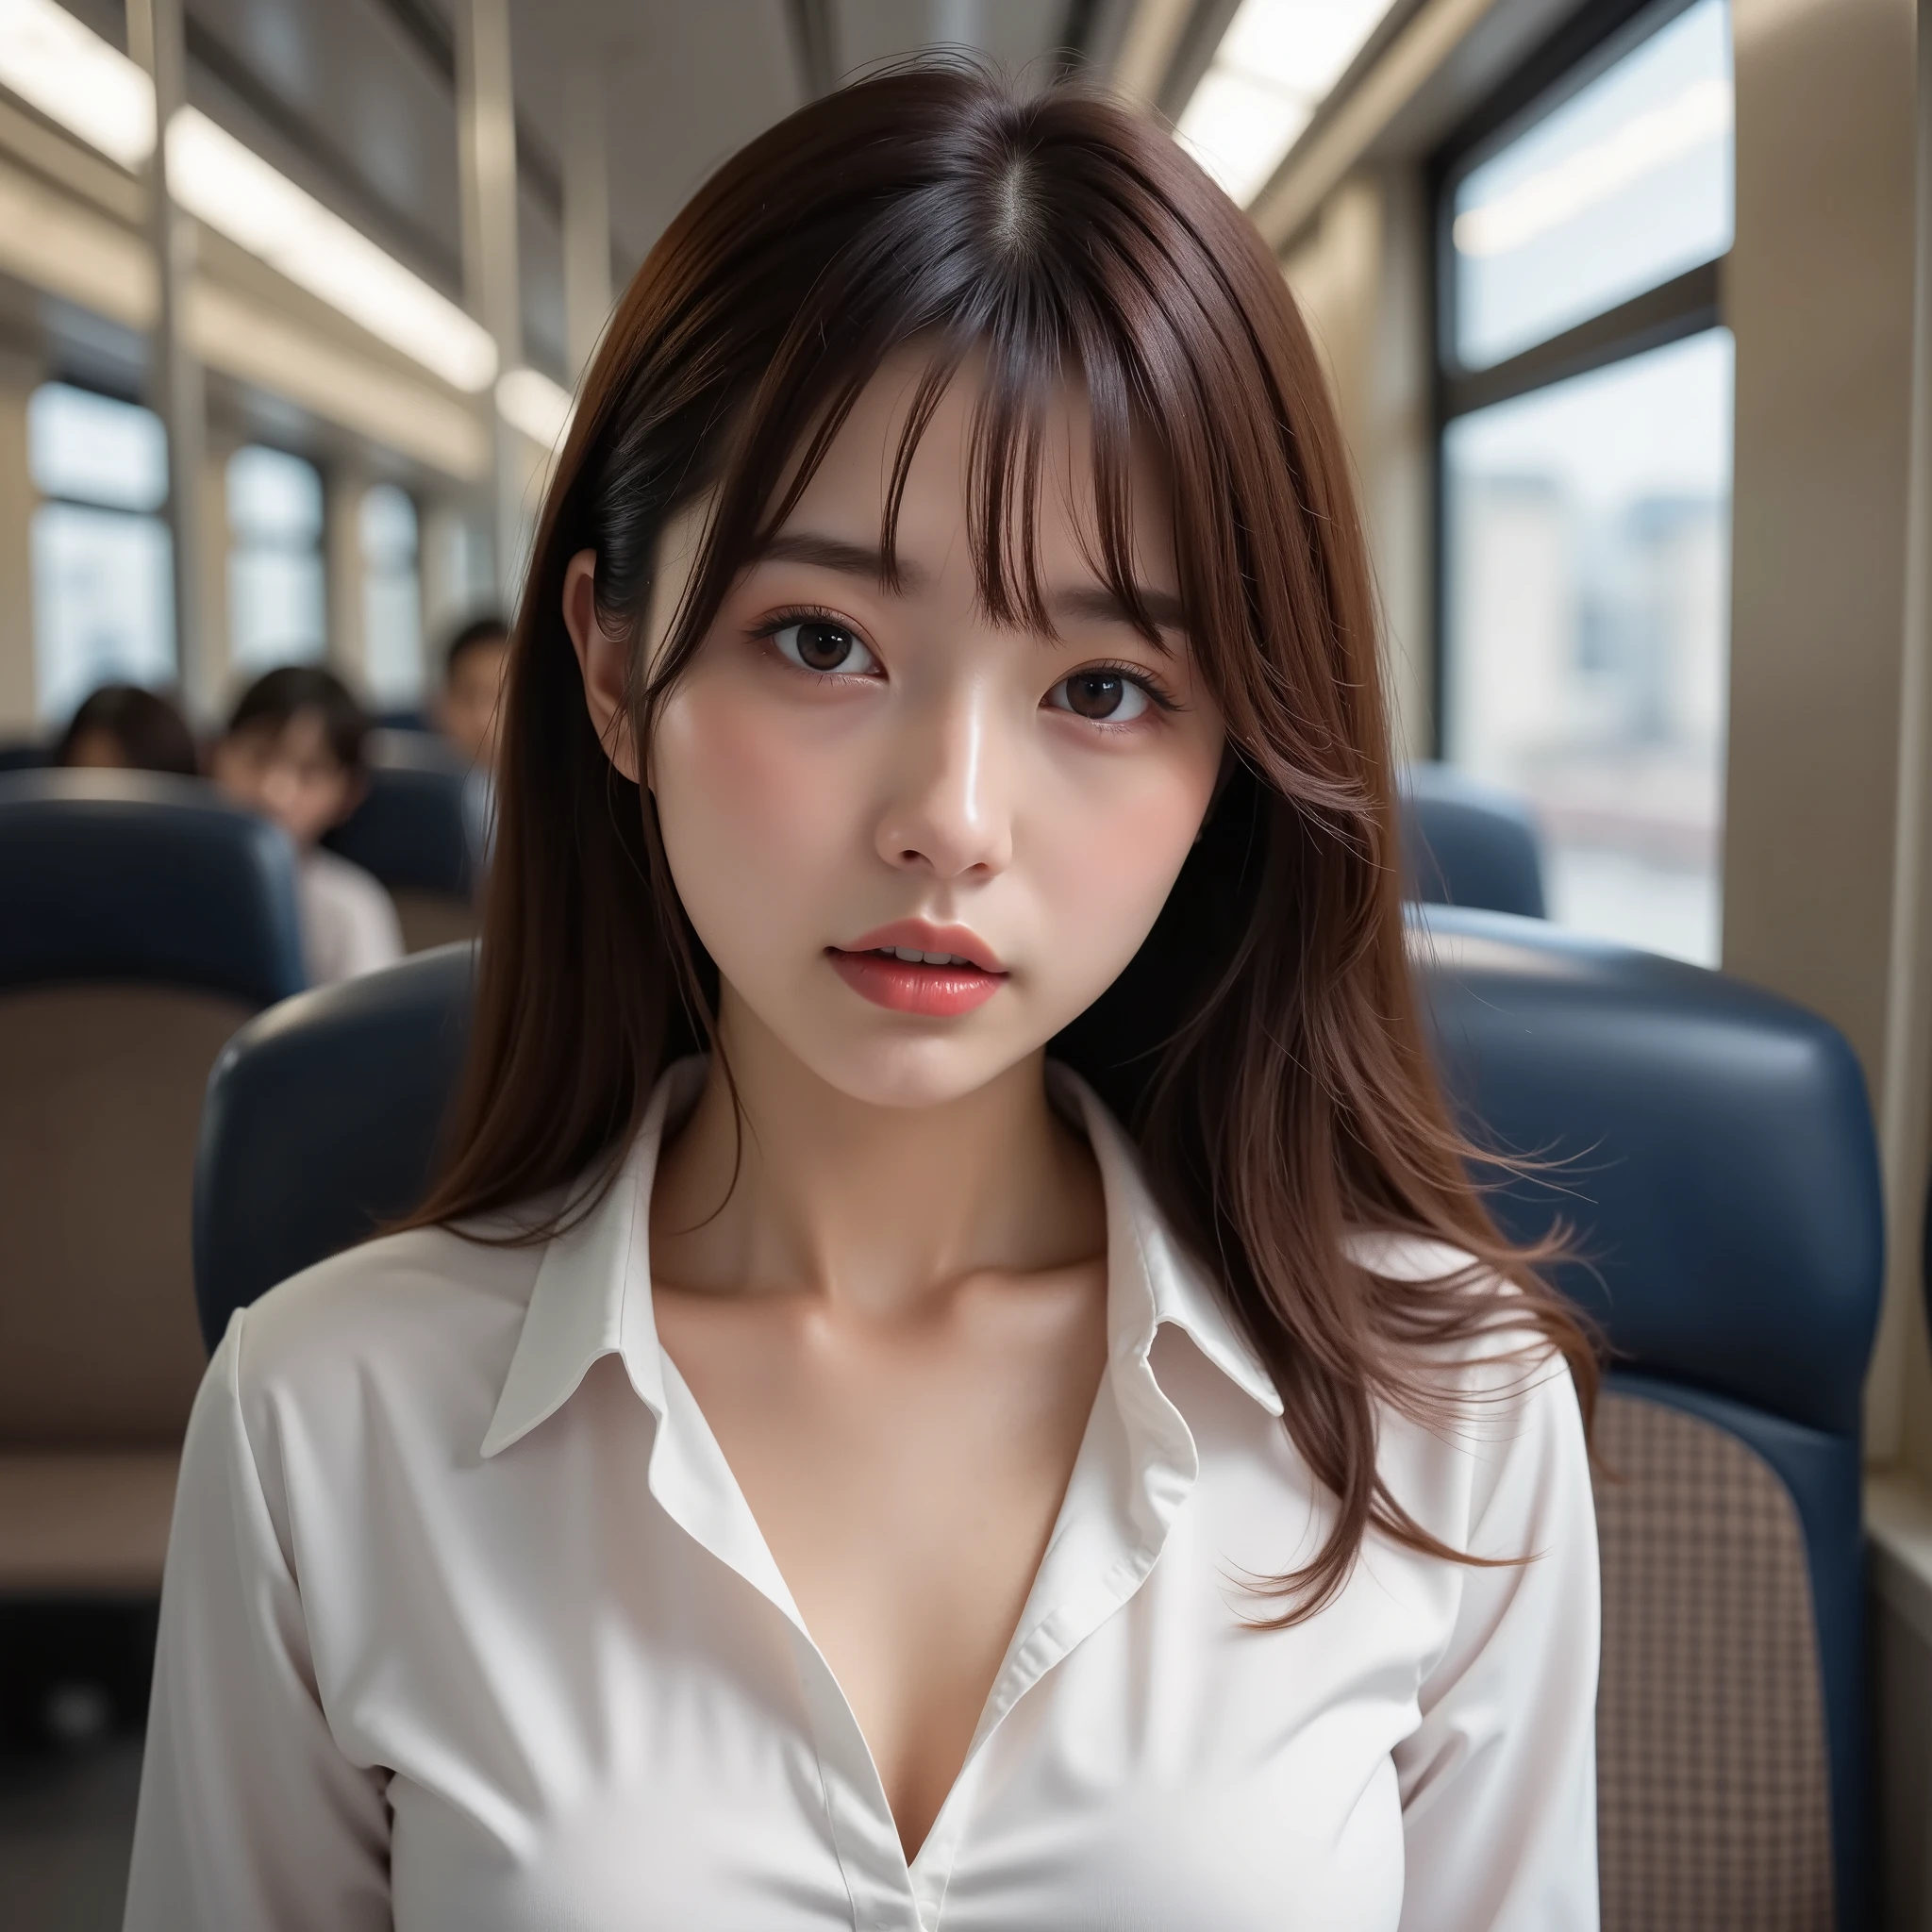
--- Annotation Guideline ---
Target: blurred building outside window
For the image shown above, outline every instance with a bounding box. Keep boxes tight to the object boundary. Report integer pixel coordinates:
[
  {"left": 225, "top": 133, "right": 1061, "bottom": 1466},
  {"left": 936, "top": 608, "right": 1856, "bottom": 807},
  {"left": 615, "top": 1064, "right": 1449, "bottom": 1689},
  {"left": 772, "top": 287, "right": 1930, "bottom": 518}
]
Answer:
[
  {"left": 227, "top": 444, "right": 326, "bottom": 679},
  {"left": 1438, "top": 0, "right": 1733, "bottom": 964},
  {"left": 359, "top": 484, "right": 425, "bottom": 709},
  {"left": 27, "top": 382, "right": 175, "bottom": 725}
]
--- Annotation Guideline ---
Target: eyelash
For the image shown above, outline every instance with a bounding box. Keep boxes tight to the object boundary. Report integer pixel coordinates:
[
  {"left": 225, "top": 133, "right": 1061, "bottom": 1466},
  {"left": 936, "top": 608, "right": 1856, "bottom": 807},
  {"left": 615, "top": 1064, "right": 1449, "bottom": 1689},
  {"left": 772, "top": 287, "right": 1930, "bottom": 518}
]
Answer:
[
  {"left": 749, "top": 605, "right": 879, "bottom": 678},
  {"left": 1062, "top": 659, "right": 1181, "bottom": 718},
  {"left": 748, "top": 608, "right": 1179, "bottom": 719}
]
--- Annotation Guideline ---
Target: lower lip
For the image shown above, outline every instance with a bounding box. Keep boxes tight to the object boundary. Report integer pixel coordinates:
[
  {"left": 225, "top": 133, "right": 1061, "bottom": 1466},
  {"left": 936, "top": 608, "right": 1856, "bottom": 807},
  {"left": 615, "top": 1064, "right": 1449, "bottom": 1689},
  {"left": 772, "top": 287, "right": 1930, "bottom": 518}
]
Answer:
[{"left": 827, "top": 949, "right": 1007, "bottom": 1016}]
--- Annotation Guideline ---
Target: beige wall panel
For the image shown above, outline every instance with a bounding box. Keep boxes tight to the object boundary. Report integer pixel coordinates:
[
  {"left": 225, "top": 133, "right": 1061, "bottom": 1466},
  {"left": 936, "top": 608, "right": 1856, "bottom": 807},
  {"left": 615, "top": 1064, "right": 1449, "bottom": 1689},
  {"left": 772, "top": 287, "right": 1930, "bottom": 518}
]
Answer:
[
  {"left": 1723, "top": 0, "right": 1916, "bottom": 1078},
  {"left": 1879, "top": 0, "right": 1932, "bottom": 1480},
  {"left": 1283, "top": 168, "right": 1435, "bottom": 765},
  {"left": 197, "top": 441, "right": 233, "bottom": 718},
  {"left": 0, "top": 352, "right": 38, "bottom": 734},
  {"left": 327, "top": 470, "right": 369, "bottom": 693}
]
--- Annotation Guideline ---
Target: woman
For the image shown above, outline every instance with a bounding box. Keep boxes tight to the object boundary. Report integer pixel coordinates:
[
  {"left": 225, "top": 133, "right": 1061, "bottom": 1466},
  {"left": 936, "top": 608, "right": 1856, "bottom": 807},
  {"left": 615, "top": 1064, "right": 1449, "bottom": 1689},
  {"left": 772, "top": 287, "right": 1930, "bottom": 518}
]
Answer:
[
  {"left": 127, "top": 65, "right": 1599, "bottom": 1930},
  {"left": 211, "top": 666, "right": 405, "bottom": 985},
  {"left": 56, "top": 682, "right": 198, "bottom": 776}
]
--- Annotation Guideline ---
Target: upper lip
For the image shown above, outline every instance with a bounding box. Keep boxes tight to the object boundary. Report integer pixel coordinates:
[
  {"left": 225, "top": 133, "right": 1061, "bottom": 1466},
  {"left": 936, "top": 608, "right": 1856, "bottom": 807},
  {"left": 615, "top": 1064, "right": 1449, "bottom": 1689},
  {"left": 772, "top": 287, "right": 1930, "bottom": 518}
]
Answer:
[{"left": 836, "top": 921, "right": 1008, "bottom": 974}]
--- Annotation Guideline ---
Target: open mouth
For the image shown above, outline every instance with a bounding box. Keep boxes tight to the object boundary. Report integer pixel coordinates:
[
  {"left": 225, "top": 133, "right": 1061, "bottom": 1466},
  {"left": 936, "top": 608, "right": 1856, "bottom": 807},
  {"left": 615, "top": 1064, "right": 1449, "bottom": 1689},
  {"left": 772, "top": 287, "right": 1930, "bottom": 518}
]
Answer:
[
  {"left": 865, "top": 945, "right": 982, "bottom": 967},
  {"left": 825, "top": 944, "right": 1008, "bottom": 1017}
]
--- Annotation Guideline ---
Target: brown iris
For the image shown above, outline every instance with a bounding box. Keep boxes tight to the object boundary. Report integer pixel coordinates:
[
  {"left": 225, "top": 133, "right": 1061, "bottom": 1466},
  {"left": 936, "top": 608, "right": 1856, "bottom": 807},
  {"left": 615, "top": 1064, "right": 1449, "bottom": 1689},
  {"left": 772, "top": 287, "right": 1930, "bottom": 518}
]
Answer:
[
  {"left": 1062, "top": 671, "right": 1127, "bottom": 719},
  {"left": 794, "top": 622, "right": 858, "bottom": 671}
]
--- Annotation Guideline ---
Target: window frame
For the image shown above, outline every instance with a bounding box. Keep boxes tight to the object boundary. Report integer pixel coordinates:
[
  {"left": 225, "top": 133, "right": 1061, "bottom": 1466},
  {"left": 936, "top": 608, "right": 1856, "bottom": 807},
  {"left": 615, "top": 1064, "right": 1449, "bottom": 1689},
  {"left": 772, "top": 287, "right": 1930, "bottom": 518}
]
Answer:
[{"left": 1425, "top": 0, "right": 1729, "bottom": 755}]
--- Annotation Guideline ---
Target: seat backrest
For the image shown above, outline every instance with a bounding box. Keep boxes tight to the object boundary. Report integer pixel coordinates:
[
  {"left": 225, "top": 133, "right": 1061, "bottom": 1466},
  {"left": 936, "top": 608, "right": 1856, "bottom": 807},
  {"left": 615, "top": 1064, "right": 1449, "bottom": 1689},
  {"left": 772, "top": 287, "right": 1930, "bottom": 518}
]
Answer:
[
  {"left": 1401, "top": 761, "right": 1548, "bottom": 917},
  {"left": 0, "top": 771, "right": 306, "bottom": 1449},
  {"left": 323, "top": 749, "right": 484, "bottom": 953},
  {"left": 194, "top": 943, "right": 476, "bottom": 1343},
  {"left": 1417, "top": 904, "right": 1880, "bottom": 1932},
  {"left": 195, "top": 908, "right": 1880, "bottom": 1928}
]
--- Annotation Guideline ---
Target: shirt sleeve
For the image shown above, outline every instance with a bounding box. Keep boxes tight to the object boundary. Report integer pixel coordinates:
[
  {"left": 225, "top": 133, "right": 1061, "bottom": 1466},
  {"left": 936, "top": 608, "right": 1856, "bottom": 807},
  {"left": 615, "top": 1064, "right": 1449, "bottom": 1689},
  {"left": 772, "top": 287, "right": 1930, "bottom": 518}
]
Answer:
[
  {"left": 124, "top": 1314, "right": 392, "bottom": 1930},
  {"left": 297, "top": 854, "right": 406, "bottom": 985},
  {"left": 329, "top": 861, "right": 406, "bottom": 981},
  {"left": 1393, "top": 1356, "right": 1600, "bottom": 1932}
]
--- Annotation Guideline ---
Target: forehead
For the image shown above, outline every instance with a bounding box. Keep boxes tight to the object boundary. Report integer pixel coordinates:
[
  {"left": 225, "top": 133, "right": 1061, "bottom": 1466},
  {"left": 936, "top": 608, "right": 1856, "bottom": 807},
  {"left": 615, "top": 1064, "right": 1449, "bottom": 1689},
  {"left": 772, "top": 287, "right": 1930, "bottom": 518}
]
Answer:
[
  {"left": 452, "top": 641, "right": 508, "bottom": 680},
  {"left": 240, "top": 707, "right": 334, "bottom": 760},
  {"left": 777, "top": 346, "right": 1174, "bottom": 581}
]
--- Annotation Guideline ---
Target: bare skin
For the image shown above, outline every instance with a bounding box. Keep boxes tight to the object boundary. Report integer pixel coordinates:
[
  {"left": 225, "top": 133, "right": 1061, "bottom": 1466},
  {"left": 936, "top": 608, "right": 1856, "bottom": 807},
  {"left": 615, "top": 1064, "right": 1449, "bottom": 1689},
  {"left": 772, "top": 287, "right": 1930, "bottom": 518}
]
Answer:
[
  {"left": 565, "top": 354, "right": 1224, "bottom": 1860},
  {"left": 211, "top": 708, "right": 365, "bottom": 847},
  {"left": 652, "top": 1019, "right": 1108, "bottom": 1858},
  {"left": 438, "top": 635, "right": 508, "bottom": 767}
]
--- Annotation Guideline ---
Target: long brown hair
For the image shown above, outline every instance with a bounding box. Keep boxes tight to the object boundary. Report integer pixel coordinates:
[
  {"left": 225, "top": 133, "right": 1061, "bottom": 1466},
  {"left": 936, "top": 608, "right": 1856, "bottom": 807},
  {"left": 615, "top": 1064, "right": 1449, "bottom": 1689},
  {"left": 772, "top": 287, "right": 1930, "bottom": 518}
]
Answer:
[{"left": 415, "top": 61, "right": 1595, "bottom": 1620}]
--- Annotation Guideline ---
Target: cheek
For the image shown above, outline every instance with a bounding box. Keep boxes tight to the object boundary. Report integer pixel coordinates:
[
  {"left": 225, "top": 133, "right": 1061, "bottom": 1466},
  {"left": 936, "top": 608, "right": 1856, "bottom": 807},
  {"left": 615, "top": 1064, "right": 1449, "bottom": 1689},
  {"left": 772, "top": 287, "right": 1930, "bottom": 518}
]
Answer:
[
  {"left": 313, "top": 778, "right": 352, "bottom": 825},
  {"left": 650, "top": 678, "right": 863, "bottom": 952},
  {"left": 1027, "top": 752, "right": 1217, "bottom": 977}
]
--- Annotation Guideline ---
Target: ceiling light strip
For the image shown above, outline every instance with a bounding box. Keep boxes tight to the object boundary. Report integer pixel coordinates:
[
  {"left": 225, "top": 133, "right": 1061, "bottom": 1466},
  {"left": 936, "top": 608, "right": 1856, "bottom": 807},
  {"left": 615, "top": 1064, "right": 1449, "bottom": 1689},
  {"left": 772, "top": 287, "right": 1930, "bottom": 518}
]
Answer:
[{"left": 0, "top": 0, "right": 497, "bottom": 393}]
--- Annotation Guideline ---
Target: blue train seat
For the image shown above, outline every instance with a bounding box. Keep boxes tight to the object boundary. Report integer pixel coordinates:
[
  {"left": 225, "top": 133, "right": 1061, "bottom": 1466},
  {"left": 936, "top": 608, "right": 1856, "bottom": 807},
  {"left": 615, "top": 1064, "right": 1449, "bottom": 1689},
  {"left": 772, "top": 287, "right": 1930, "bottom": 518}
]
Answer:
[
  {"left": 195, "top": 943, "right": 475, "bottom": 1336},
  {"left": 192, "top": 906, "right": 1879, "bottom": 1928},
  {"left": 0, "top": 770, "right": 305, "bottom": 1603},
  {"left": 1401, "top": 761, "right": 1548, "bottom": 917},
  {"left": 323, "top": 732, "right": 487, "bottom": 953},
  {"left": 1418, "top": 904, "right": 1880, "bottom": 1932}
]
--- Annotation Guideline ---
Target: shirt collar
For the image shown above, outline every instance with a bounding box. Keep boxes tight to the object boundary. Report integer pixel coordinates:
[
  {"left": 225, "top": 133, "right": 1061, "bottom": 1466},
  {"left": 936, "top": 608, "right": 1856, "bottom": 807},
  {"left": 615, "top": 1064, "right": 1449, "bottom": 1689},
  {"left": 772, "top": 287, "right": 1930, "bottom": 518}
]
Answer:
[{"left": 480, "top": 1057, "right": 1279, "bottom": 1460}]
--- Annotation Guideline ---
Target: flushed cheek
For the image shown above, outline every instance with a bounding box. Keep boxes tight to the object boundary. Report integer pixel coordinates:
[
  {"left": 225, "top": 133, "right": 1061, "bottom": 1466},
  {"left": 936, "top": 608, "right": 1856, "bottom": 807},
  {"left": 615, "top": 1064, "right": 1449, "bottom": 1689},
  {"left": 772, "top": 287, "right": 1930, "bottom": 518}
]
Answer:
[
  {"left": 652, "top": 687, "right": 869, "bottom": 965},
  {"left": 1024, "top": 771, "right": 1209, "bottom": 1001}
]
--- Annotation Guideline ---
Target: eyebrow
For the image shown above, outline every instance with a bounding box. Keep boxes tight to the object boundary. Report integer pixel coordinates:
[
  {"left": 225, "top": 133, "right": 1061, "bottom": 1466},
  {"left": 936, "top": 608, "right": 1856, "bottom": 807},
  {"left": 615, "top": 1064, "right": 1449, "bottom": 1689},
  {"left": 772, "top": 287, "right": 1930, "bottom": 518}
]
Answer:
[
  {"left": 755, "top": 528, "right": 1186, "bottom": 641},
  {"left": 756, "top": 532, "right": 928, "bottom": 589},
  {"left": 1050, "top": 582, "right": 1187, "bottom": 639}
]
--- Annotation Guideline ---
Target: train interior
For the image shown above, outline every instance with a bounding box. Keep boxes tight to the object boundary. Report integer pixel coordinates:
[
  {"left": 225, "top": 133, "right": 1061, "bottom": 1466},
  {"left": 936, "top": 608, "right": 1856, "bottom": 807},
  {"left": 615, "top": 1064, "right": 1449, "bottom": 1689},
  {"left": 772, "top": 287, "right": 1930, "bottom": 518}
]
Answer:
[{"left": 1, "top": 0, "right": 1930, "bottom": 1925}]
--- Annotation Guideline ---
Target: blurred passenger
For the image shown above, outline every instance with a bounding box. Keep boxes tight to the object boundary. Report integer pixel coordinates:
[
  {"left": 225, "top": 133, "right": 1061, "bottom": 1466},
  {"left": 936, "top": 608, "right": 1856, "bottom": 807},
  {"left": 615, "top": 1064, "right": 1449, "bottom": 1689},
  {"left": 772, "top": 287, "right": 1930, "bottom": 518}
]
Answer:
[
  {"left": 211, "top": 666, "right": 402, "bottom": 986},
  {"left": 436, "top": 614, "right": 510, "bottom": 768},
  {"left": 56, "top": 683, "right": 199, "bottom": 777}
]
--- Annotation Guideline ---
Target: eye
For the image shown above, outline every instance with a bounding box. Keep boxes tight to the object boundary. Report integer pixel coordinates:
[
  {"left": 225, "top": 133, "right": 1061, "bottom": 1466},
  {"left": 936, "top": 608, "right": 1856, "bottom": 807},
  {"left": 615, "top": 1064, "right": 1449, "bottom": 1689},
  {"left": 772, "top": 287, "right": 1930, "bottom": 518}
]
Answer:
[
  {"left": 1047, "top": 669, "right": 1152, "bottom": 724},
  {"left": 770, "top": 618, "right": 880, "bottom": 677}
]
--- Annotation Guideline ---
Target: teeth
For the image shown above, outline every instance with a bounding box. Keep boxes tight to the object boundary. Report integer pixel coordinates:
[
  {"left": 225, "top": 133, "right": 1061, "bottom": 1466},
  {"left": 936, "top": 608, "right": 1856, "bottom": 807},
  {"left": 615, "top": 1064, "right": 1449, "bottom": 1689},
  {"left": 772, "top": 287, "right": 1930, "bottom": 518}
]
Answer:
[
  {"left": 875, "top": 946, "right": 973, "bottom": 968},
  {"left": 891, "top": 946, "right": 922, "bottom": 962}
]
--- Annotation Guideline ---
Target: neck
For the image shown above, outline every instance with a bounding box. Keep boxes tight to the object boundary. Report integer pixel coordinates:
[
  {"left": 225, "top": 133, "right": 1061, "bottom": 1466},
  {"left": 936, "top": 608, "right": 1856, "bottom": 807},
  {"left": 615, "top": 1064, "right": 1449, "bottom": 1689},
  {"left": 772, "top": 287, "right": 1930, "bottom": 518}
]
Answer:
[{"left": 648, "top": 994, "right": 1105, "bottom": 1317}]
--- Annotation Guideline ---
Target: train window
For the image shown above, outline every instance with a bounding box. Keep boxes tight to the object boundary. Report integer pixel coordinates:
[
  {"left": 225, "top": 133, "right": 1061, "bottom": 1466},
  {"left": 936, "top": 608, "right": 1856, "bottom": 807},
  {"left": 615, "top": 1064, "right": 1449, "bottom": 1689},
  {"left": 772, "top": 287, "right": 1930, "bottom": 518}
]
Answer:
[
  {"left": 359, "top": 485, "right": 425, "bottom": 708},
  {"left": 1437, "top": 0, "right": 1734, "bottom": 964},
  {"left": 227, "top": 444, "right": 325, "bottom": 675},
  {"left": 1449, "top": 0, "right": 1732, "bottom": 371},
  {"left": 26, "top": 383, "right": 175, "bottom": 724}
]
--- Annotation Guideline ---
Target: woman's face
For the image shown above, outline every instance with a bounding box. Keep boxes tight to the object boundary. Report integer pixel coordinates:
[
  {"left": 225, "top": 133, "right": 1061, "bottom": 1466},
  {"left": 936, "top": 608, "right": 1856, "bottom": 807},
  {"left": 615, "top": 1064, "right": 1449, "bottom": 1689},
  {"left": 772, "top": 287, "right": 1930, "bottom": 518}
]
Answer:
[{"left": 570, "top": 357, "right": 1226, "bottom": 1110}]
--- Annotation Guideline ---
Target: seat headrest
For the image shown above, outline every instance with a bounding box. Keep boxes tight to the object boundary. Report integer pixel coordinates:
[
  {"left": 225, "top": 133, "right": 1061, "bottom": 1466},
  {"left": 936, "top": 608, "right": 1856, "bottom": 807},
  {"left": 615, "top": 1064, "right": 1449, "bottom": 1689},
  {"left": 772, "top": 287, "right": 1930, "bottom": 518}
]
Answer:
[
  {"left": 1401, "top": 762, "right": 1547, "bottom": 918},
  {"left": 192, "top": 908, "right": 1885, "bottom": 1440},
  {"left": 194, "top": 943, "right": 475, "bottom": 1347},
  {"left": 0, "top": 769, "right": 306, "bottom": 1006},
  {"left": 1416, "top": 905, "right": 1881, "bottom": 1435},
  {"left": 324, "top": 762, "right": 482, "bottom": 897}
]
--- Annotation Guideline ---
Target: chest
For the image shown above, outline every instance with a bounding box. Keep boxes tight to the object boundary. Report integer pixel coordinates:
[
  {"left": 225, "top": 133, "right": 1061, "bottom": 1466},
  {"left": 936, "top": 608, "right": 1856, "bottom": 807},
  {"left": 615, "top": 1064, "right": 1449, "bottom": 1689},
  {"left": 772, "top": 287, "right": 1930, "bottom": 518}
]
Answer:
[
  {"left": 304, "top": 1352, "right": 1459, "bottom": 1931},
  {"left": 367, "top": 1498, "right": 1426, "bottom": 1932},
  {"left": 652, "top": 1274, "right": 1108, "bottom": 1856}
]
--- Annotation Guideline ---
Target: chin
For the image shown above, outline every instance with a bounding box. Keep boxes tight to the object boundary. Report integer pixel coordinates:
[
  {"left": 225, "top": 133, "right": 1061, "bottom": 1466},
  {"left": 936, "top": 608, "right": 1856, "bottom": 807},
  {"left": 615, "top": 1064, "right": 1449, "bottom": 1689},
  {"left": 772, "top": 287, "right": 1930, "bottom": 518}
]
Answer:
[{"left": 785, "top": 1022, "right": 1037, "bottom": 1113}]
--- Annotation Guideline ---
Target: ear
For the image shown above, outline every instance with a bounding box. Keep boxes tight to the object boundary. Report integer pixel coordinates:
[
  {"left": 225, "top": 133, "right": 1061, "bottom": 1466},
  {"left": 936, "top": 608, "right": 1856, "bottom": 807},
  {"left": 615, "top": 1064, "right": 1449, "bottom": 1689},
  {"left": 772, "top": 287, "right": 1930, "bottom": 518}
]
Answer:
[{"left": 562, "top": 549, "right": 641, "bottom": 783}]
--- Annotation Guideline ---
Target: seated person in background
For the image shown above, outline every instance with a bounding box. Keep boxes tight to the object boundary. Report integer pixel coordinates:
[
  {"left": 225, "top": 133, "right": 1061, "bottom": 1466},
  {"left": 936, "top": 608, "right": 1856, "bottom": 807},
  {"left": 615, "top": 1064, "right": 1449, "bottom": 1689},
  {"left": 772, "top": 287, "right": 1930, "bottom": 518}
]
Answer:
[
  {"left": 212, "top": 667, "right": 403, "bottom": 986},
  {"left": 57, "top": 683, "right": 199, "bottom": 776},
  {"left": 435, "top": 614, "right": 509, "bottom": 768}
]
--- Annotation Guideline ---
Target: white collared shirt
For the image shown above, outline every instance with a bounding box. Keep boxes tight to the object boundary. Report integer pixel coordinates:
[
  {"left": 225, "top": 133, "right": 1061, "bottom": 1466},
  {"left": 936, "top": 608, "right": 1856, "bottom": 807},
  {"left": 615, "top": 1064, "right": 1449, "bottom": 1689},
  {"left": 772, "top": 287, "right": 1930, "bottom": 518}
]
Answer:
[
  {"left": 126, "top": 1063, "right": 1599, "bottom": 1931},
  {"left": 298, "top": 847, "right": 405, "bottom": 985}
]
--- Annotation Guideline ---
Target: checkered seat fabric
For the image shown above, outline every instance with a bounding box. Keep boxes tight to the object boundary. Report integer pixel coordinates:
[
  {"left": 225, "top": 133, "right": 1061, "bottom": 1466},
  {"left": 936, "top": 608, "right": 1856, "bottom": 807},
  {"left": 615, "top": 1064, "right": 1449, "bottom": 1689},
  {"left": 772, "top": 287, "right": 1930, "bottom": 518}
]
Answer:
[{"left": 1596, "top": 1390, "right": 1834, "bottom": 1931}]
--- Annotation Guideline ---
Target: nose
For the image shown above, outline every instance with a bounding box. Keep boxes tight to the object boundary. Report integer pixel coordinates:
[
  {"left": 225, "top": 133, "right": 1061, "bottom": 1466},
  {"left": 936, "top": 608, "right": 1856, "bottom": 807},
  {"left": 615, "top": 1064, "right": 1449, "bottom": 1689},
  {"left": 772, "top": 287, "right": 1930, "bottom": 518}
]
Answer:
[
  {"left": 259, "top": 763, "right": 299, "bottom": 815},
  {"left": 874, "top": 683, "right": 1013, "bottom": 880}
]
